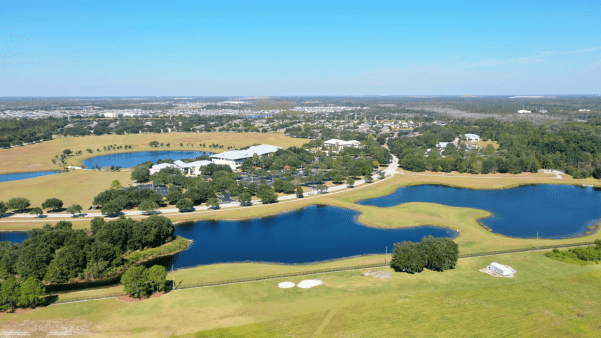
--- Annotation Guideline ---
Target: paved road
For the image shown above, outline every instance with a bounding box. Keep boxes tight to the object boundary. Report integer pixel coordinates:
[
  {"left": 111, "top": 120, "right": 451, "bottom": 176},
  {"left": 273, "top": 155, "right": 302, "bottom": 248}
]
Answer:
[{"left": 4, "top": 155, "right": 400, "bottom": 222}]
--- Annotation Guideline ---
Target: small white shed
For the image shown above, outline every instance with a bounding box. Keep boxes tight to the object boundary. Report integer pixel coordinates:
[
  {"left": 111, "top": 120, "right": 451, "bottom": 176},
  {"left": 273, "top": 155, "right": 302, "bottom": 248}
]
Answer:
[{"left": 489, "top": 262, "right": 512, "bottom": 276}]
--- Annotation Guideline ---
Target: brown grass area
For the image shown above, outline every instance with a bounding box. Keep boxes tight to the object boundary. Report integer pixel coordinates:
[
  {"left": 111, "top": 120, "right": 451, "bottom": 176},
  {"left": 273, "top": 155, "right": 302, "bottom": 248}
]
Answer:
[
  {"left": 0, "top": 132, "right": 307, "bottom": 174},
  {"left": 0, "top": 170, "right": 131, "bottom": 209}
]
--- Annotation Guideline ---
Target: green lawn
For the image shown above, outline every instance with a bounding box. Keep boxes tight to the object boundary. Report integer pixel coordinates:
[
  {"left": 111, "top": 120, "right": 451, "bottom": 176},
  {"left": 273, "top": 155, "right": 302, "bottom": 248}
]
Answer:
[{"left": 2, "top": 251, "right": 601, "bottom": 337}]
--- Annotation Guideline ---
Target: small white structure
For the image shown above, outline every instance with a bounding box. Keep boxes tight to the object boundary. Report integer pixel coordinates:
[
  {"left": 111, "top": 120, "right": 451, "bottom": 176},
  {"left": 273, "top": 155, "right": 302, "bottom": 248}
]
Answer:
[
  {"left": 210, "top": 144, "right": 282, "bottom": 170},
  {"left": 488, "top": 262, "right": 512, "bottom": 277},
  {"left": 436, "top": 142, "right": 451, "bottom": 149},
  {"left": 464, "top": 133, "right": 480, "bottom": 142},
  {"left": 517, "top": 109, "right": 531, "bottom": 114},
  {"left": 323, "top": 139, "right": 361, "bottom": 150},
  {"left": 278, "top": 281, "right": 295, "bottom": 289}
]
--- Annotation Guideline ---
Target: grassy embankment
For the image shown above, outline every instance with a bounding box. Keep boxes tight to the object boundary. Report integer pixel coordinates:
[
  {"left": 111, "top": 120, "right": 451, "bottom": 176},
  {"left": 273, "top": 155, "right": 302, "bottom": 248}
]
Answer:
[
  {"left": 2, "top": 251, "right": 600, "bottom": 337},
  {"left": 0, "top": 132, "right": 307, "bottom": 174}
]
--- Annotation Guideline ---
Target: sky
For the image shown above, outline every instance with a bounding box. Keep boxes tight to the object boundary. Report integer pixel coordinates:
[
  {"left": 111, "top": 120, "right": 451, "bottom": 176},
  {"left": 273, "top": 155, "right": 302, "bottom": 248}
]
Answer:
[{"left": 1, "top": 1, "right": 600, "bottom": 96}]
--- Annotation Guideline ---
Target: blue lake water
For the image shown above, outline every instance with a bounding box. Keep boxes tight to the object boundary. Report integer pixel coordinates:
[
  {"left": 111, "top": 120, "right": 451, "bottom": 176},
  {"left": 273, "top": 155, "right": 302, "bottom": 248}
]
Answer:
[
  {"left": 358, "top": 184, "right": 601, "bottom": 239},
  {"left": 163, "top": 205, "right": 455, "bottom": 268},
  {"left": 82, "top": 151, "right": 211, "bottom": 168},
  {"left": 0, "top": 171, "right": 62, "bottom": 182},
  {"left": 0, "top": 231, "right": 28, "bottom": 244},
  {"left": 0, "top": 206, "right": 456, "bottom": 268}
]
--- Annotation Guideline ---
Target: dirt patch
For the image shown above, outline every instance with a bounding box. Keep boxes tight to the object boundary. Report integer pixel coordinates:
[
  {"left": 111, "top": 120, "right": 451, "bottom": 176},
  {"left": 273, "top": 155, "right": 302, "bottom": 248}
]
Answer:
[
  {"left": 117, "top": 291, "right": 165, "bottom": 303},
  {"left": 0, "top": 319, "right": 93, "bottom": 337}
]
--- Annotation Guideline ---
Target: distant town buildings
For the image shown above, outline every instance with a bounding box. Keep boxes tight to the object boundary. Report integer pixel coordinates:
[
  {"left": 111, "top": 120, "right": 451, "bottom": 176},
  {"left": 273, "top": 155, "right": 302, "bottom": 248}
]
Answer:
[
  {"left": 517, "top": 109, "right": 531, "bottom": 114},
  {"left": 323, "top": 139, "right": 361, "bottom": 150},
  {"left": 464, "top": 134, "right": 480, "bottom": 142}
]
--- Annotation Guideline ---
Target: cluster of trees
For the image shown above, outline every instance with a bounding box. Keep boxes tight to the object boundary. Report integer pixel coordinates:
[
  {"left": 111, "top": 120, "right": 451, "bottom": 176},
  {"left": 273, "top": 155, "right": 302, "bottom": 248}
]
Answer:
[
  {"left": 545, "top": 239, "right": 601, "bottom": 263},
  {"left": 390, "top": 236, "right": 459, "bottom": 274},
  {"left": 0, "top": 117, "right": 61, "bottom": 148},
  {"left": 0, "top": 276, "right": 45, "bottom": 311},
  {"left": 0, "top": 216, "right": 174, "bottom": 284},
  {"left": 389, "top": 120, "right": 601, "bottom": 178},
  {"left": 94, "top": 186, "right": 164, "bottom": 216},
  {"left": 0, "top": 198, "right": 82, "bottom": 217},
  {"left": 120, "top": 265, "right": 167, "bottom": 298}
]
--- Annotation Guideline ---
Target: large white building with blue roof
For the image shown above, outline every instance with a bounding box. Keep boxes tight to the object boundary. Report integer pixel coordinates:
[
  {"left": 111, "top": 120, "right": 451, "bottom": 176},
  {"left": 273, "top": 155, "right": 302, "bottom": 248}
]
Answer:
[{"left": 210, "top": 144, "right": 282, "bottom": 170}]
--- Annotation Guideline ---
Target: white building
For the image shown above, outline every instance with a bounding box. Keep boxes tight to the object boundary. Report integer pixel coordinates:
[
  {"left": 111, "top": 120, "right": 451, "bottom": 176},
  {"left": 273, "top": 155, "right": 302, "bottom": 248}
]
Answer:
[
  {"left": 149, "top": 160, "right": 212, "bottom": 176},
  {"left": 464, "top": 133, "right": 480, "bottom": 142},
  {"left": 488, "top": 262, "right": 512, "bottom": 276},
  {"left": 210, "top": 144, "right": 282, "bottom": 170},
  {"left": 436, "top": 142, "right": 451, "bottom": 148},
  {"left": 323, "top": 139, "right": 361, "bottom": 150},
  {"left": 517, "top": 110, "right": 531, "bottom": 114}
]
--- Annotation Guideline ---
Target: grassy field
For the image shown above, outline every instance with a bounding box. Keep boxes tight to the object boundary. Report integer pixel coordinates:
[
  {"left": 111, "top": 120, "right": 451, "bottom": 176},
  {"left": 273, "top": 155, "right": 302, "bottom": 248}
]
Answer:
[
  {"left": 2, "top": 251, "right": 600, "bottom": 337},
  {"left": 0, "top": 132, "right": 307, "bottom": 174},
  {"left": 0, "top": 170, "right": 131, "bottom": 210}
]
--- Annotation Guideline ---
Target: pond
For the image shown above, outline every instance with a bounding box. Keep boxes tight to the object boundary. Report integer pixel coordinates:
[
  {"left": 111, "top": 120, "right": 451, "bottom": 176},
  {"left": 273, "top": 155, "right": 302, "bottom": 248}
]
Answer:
[
  {"left": 0, "top": 206, "right": 456, "bottom": 268},
  {"left": 0, "top": 231, "right": 28, "bottom": 243},
  {"left": 82, "top": 151, "right": 211, "bottom": 169},
  {"left": 358, "top": 184, "right": 601, "bottom": 239},
  {"left": 0, "top": 171, "right": 63, "bottom": 182}
]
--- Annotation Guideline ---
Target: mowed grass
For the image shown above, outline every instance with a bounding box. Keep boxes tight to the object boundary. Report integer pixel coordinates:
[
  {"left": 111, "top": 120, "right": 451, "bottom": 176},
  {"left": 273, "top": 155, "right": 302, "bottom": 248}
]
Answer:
[
  {"left": 2, "top": 251, "right": 601, "bottom": 337},
  {"left": 0, "top": 132, "right": 307, "bottom": 174}
]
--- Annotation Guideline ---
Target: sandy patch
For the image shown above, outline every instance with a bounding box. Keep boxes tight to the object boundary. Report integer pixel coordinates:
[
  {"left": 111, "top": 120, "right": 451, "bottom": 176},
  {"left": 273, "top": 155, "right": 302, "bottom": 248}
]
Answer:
[
  {"left": 278, "top": 282, "right": 295, "bottom": 289},
  {"left": 297, "top": 279, "right": 324, "bottom": 289}
]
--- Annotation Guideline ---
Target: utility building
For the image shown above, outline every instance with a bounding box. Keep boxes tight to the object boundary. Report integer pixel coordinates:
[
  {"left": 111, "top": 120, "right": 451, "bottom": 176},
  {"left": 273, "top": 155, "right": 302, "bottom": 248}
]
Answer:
[{"left": 488, "top": 262, "right": 512, "bottom": 276}]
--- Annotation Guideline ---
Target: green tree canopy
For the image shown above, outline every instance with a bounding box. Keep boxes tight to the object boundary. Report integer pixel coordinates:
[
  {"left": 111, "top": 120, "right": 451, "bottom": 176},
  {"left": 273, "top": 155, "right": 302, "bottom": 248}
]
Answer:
[{"left": 42, "top": 198, "right": 63, "bottom": 211}]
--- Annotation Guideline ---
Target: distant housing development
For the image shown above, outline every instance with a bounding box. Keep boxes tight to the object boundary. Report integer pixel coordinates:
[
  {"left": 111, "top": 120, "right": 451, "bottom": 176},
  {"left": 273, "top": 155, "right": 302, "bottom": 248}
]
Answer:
[{"left": 210, "top": 144, "right": 282, "bottom": 170}]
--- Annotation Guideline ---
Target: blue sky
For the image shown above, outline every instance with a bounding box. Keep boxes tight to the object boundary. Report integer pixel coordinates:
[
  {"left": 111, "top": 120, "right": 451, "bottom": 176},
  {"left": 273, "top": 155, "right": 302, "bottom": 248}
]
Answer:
[{"left": 1, "top": 1, "right": 599, "bottom": 96}]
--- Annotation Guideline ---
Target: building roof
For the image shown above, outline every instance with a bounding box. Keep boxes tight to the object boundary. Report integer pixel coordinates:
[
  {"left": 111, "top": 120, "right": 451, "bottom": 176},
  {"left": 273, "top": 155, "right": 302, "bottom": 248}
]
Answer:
[
  {"left": 150, "top": 163, "right": 178, "bottom": 171},
  {"left": 464, "top": 133, "right": 480, "bottom": 138},
  {"left": 210, "top": 144, "right": 282, "bottom": 161},
  {"left": 436, "top": 142, "right": 450, "bottom": 148},
  {"left": 489, "top": 262, "right": 512, "bottom": 275},
  {"left": 173, "top": 160, "right": 212, "bottom": 168},
  {"left": 323, "top": 139, "right": 361, "bottom": 146}
]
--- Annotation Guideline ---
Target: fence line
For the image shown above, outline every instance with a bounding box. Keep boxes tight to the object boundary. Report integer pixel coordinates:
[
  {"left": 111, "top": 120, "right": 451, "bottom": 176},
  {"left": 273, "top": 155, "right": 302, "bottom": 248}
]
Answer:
[{"left": 50, "top": 240, "right": 598, "bottom": 304}]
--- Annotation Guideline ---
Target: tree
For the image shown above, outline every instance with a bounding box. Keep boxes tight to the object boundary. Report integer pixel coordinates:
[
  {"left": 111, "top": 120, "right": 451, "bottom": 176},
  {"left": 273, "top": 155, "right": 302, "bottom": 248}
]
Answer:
[
  {"left": 121, "top": 266, "right": 149, "bottom": 298},
  {"left": 296, "top": 186, "right": 304, "bottom": 198},
  {"left": 206, "top": 197, "right": 220, "bottom": 209},
  {"left": 317, "top": 184, "right": 328, "bottom": 194},
  {"left": 7, "top": 197, "right": 30, "bottom": 213},
  {"left": 30, "top": 207, "right": 43, "bottom": 218},
  {"left": 165, "top": 187, "right": 183, "bottom": 204},
  {"left": 146, "top": 265, "right": 167, "bottom": 293},
  {"left": 256, "top": 185, "right": 278, "bottom": 204},
  {"left": 138, "top": 200, "right": 159, "bottom": 215},
  {"left": 272, "top": 178, "right": 285, "bottom": 192},
  {"left": 42, "top": 198, "right": 63, "bottom": 211},
  {"left": 0, "top": 201, "right": 6, "bottom": 215},
  {"left": 19, "top": 276, "right": 45, "bottom": 308},
  {"left": 346, "top": 177, "right": 355, "bottom": 187},
  {"left": 0, "top": 277, "right": 20, "bottom": 311},
  {"left": 101, "top": 202, "right": 122, "bottom": 217},
  {"left": 364, "top": 174, "right": 373, "bottom": 183},
  {"left": 66, "top": 204, "right": 83, "bottom": 217},
  {"left": 390, "top": 241, "right": 426, "bottom": 273},
  {"left": 593, "top": 167, "right": 601, "bottom": 179},
  {"left": 62, "top": 149, "right": 72, "bottom": 156},
  {"left": 238, "top": 192, "right": 252, "bottom": 206},
  {"left": 149, "top": 141, "right": 159, "bottom": 147},
  {"left": 110, "top": 180, "right": 122, "bottom": 190},
  {"left": 176, "top": 198, "right": 194, "bottom": 212},
  {"left": 378, "top": 171, "right": 385, "bottom": 179},
  {"left": 131, "top": 166, "right": 150, "bottom": 183}
]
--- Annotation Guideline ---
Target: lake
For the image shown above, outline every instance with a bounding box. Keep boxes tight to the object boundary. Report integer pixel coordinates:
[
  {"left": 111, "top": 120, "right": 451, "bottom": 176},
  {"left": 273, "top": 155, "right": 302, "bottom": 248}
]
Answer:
[
  {"left": 358, "top": 184, "right": 601, "bottom": 239},
  {"left": 0, "top": 171, "right": 63, "bottom": 182},
  {"left": 0, "top": 205, "right": 456, "bottom": 268},
  {"left": 82, "top": 151, "right": 211, "bottom": 169},
  {"left": 0, "top": 231, "right": 28, "bottom": 243},
  {"left": 162, "top": 205, "right": 455, "bottom": 268}
]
